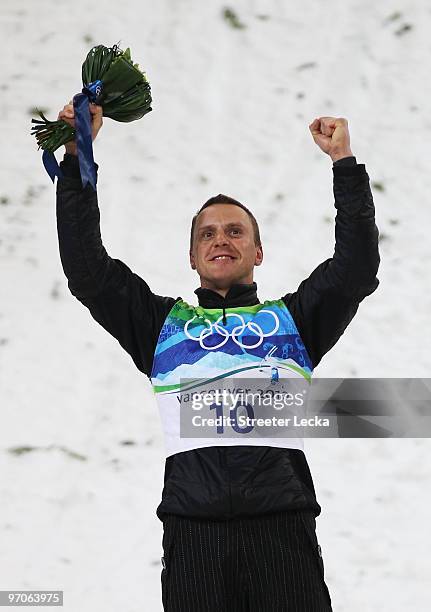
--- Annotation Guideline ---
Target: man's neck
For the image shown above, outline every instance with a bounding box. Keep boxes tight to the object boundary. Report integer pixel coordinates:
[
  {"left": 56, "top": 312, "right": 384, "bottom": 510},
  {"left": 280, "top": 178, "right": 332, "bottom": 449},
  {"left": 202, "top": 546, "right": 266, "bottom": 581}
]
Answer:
[
  {"left": 199, "top": 278, "right": 254, "bottom": 298},
  {"left": 204, "top": 287, "right": 229, "bottom": 298},
  {"left": 194, "top": 282, "right": 259, "bottom": 308}
]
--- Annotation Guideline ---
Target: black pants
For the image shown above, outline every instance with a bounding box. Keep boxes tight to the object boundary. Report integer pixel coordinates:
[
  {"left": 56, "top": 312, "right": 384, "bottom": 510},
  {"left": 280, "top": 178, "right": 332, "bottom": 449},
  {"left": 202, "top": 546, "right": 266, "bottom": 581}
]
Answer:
[{"left": 161, "top": 511, "right": 332, "bottom": 611}]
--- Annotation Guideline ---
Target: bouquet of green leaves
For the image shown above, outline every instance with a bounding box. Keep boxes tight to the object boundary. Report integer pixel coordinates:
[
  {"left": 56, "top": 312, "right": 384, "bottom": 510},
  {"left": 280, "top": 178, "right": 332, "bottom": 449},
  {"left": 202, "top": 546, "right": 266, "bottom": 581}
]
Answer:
[{"left": 31, "top": 43, "right": 152, "bottom": 188}]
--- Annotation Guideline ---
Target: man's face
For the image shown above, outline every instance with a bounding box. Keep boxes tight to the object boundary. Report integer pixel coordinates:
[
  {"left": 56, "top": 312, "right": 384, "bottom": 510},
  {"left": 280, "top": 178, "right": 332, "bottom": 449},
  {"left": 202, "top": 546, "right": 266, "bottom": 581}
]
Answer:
[{"left": 189, "top": 204, "right": 263, "bottom": 294}]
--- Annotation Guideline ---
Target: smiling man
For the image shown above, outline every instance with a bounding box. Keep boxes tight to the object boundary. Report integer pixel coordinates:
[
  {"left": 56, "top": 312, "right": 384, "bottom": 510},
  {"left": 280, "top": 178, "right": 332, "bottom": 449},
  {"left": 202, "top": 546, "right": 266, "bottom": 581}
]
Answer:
[
  {"left": 189, "top": 200, "right": 263, "bottom": 294},
  {"left": 55, "top": 103, "right": 379, "bottom": 611}
]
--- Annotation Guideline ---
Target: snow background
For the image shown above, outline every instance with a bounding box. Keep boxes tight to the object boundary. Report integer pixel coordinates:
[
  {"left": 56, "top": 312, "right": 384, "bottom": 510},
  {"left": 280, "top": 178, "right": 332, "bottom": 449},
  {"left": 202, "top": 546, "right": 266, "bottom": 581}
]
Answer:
[{"left": 1, "top": 0, "right": 430, "bottom": 610}]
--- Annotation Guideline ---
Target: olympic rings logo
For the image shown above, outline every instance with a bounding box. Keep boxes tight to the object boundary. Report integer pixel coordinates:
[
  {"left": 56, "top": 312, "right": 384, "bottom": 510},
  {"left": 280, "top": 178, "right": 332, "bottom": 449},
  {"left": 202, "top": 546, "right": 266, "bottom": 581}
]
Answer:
[{"left": 184, "top": 310, "right": 280, "bottom": 350}]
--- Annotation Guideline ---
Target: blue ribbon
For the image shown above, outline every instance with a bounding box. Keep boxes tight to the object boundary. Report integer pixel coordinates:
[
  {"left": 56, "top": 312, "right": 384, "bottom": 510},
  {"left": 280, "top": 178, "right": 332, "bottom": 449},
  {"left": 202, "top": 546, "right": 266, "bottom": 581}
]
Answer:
[
  {"left": 42, "top": 149, "right": 64, "bottom": 183},
  {"left": 73, "top": 91, "right": 97, "bottom": 190},
  {"left": 43, "top": 80, "right": 103, "bottom": 190}
]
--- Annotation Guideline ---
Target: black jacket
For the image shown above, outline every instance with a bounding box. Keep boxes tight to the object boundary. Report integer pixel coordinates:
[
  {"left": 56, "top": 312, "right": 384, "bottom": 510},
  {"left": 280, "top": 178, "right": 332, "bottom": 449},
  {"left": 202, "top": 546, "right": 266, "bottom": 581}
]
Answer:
[{"left": 56, "top": 153, "right": 380, "bottom": 520}]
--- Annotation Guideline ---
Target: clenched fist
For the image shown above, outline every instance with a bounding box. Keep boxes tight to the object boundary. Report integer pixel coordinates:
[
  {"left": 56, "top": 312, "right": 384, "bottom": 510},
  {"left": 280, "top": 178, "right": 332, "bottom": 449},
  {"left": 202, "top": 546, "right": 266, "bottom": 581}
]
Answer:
[
  {"left": 309, "top": 117, "right": 353, "bottom": 162},
  {"left": 57, "top": 100, "right": 103, "bottom": 156}
]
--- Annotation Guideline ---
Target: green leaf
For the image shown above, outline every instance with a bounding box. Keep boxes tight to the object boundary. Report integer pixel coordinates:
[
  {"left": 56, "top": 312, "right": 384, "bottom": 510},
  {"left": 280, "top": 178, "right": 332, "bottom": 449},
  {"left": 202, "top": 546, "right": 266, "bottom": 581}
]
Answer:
[{"left": 31, "top": 43, "right": 152, "bottom": 152}]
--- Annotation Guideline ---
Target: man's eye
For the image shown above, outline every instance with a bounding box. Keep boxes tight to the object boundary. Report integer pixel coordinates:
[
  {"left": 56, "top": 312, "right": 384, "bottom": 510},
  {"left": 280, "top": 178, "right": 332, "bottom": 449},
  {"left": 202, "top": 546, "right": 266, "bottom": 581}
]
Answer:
[
  {"left": 230, "top": 229, "right": 241, "bottom": 235},
  {"left": 202, "top": 232, "right": 213, "bottom": 239}
]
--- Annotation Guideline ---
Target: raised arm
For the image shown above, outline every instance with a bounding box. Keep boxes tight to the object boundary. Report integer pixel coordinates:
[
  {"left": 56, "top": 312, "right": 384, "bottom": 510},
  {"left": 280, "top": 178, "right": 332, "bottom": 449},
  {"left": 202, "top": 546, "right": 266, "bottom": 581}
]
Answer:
[
  {"left": 283, "top": 117, "right": 380, "bottom": 369},
  {"left": 55, "top": 102, "right": 179, "bottom": 377}
]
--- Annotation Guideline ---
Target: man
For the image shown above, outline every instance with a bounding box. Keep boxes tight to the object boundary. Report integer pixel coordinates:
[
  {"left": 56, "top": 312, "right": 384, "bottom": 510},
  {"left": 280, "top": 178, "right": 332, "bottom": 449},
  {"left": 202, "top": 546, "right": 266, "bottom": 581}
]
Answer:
[{"left": 55, "top": 102, "right": 379, "bottom": 611}]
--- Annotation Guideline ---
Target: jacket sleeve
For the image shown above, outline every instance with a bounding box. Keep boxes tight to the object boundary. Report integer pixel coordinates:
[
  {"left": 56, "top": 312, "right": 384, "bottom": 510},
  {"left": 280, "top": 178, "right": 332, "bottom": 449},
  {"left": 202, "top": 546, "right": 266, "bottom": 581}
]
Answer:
[
  {"left": 282, "top": 156, "right": 380, "bottom": 369},
  {"left": 55, "top": 153, "right": 179, "bottom": 378}
]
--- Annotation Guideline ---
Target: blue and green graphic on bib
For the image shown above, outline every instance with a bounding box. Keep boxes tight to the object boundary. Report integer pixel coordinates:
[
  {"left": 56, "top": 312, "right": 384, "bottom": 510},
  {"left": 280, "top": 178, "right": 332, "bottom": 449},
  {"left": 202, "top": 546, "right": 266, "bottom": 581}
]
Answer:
[{"left": 151, "top": 299, "right": 312, "bottom": 394}]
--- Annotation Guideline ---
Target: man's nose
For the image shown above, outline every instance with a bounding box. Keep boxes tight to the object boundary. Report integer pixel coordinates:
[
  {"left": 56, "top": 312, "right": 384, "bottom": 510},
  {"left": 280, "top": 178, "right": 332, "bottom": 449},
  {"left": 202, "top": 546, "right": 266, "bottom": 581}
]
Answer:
[{"left": 213, "top": 231, "right": 229, "bottom": 246}]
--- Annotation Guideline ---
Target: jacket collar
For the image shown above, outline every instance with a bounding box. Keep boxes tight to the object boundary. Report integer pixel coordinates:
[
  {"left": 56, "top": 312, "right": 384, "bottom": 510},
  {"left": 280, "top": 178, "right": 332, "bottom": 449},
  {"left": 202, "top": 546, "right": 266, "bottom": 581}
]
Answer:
[{"left": 194, "top": 282, "right": 259, "bottom": 308}]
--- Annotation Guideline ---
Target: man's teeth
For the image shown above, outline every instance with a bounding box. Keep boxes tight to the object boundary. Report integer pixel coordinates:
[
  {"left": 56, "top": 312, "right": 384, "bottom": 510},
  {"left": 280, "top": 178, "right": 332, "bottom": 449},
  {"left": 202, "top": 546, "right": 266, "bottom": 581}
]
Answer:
[{"left": 214, "top": 256, "right": 232, "bottom": 260}]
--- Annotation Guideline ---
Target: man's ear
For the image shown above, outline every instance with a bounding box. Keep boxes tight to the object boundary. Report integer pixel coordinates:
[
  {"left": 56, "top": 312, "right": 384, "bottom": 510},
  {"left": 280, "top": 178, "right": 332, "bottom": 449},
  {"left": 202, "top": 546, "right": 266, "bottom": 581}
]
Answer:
[
  {"left": 254, "top": 245, "right": 263, "bottom": 267},
  {"left": 190, "top": 250, "right": 196, "bottom": 270}
]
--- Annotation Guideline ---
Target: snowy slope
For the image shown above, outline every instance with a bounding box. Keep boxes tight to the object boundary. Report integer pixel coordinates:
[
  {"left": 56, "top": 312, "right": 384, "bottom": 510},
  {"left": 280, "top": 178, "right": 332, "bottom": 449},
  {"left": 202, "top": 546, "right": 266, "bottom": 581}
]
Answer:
[{"left": 1, "top": 0, "right": 430, "bottom": 610}]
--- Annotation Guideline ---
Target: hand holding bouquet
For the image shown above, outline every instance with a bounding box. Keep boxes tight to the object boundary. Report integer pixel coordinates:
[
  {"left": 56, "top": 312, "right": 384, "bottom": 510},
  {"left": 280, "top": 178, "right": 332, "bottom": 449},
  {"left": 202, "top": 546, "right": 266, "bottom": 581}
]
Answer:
[
  {"left": 56, "top": 100, "right": 103, "bottom": 158},
  {"left": 31, "top": 44, "right": 152, "bottom": 189}
]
